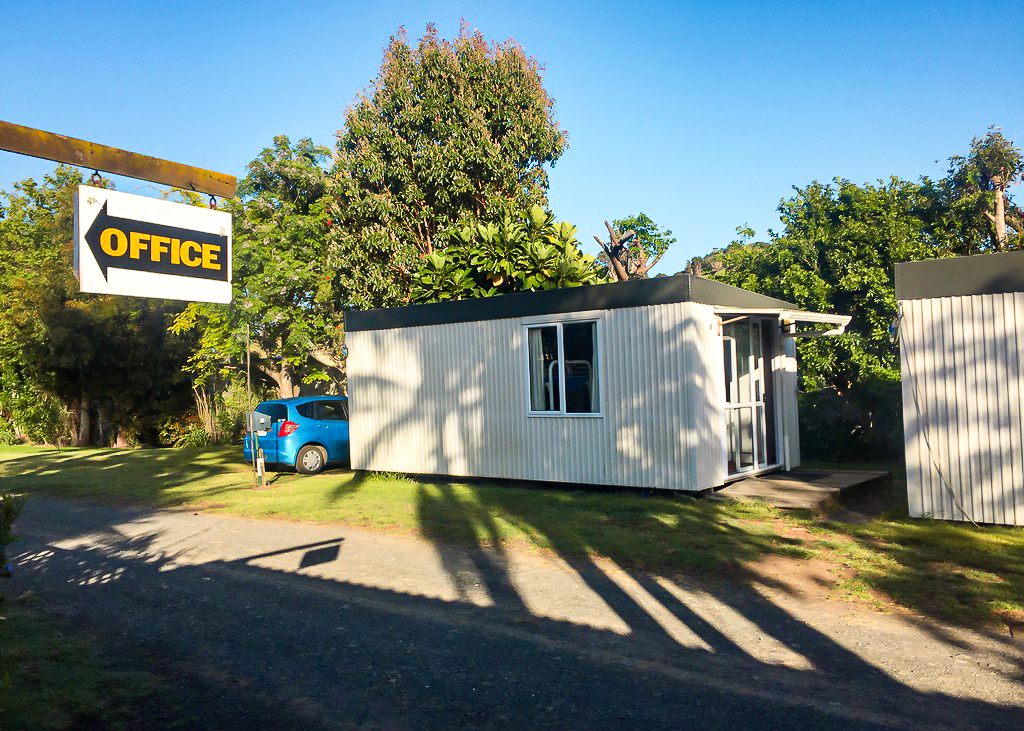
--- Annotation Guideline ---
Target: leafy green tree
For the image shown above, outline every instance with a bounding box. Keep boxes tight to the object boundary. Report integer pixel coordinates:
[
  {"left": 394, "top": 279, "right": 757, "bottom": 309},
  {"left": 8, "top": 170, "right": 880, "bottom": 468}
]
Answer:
[
  {"left": 173, "top": 136, "right": 342, "bottom": 398},
  {"left": 706, "top": 177, "right": 950, "bottom": 459},
  {"left": 410, "top": 205, "right": 607, "bottom": 303},
  {"left": 0, "top": 167, "right": 194, "bottom": 445},
  {"left": 0, "top": 168, "right": 78, "bottom": 442},
  {"left": 329, "top": 23, "right": 568, "bottom": 308},
  {"left": 940, "top": 127, "right": 1023, "bottom": 252},
  {"left": 594, "top": 213, "right": 675, "bottom": 280}
]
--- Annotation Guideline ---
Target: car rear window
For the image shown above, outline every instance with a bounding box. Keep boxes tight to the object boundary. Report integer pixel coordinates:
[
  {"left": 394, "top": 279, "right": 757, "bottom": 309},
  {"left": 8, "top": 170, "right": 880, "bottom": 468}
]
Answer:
[
  {"left": 256, "top": 403, "right": 288, "bottom": 422},
  {"left": 295, "top": 402, "right": 315, "bottom": 419},
  {"left": 316, "top": 400, "right": 348, "bottom": 421}
]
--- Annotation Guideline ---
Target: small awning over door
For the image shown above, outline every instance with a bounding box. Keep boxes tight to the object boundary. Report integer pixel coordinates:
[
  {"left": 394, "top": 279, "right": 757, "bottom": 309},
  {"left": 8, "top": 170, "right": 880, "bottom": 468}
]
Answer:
[{"left": 714, "top": 307, "right": 851, "bottom": 338}]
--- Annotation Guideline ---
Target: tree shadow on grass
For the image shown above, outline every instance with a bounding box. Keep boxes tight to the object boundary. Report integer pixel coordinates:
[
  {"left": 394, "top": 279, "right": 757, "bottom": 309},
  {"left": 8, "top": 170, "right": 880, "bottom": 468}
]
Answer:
[
  {"left": 327, "top": 468, "right": 369, "bottom": 502},
  {"left": 835, "top": 516, "right": 1024, "bottom": 643},
  {"left": 0, "top": 447, "right": 250, "bottom": 508}
]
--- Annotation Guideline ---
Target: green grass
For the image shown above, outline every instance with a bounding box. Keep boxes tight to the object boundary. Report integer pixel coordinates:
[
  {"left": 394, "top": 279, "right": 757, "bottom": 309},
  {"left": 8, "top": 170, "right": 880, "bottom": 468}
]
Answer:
[
  {"left": 2, "top": 446, "right": 1023, "bottom": 627},
  {"left": 790, "top": 462, "right": 1024, "bottom": 625},
  {"left": 0, "top": 445, "right": 798, "bottom": 576},
  {"left": 813, "top": 516, "right": 1024, "bottom": 625},
  {"left": 0, "top": 591, "right": 167, "bottom": 730}
]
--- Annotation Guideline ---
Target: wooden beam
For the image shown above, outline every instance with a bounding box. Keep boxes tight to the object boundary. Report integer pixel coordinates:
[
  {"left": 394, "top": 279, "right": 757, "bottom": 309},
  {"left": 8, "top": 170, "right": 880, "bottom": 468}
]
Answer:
[{"left": 0, "top": 120, "right": 236, "bottom": 198}]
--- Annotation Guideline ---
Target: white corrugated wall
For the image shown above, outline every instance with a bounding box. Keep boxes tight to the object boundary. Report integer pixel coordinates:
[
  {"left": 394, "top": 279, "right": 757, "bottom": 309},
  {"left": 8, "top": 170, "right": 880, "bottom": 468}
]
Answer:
[
  {"left": 774, "top": 333, "right": 801, "bottom": 470},
  {"left": 347, "top": 302, "right": 728, "bottom": 491},
  {"left": 899, "top": 293, "right": 1024, "bottom": 526}
]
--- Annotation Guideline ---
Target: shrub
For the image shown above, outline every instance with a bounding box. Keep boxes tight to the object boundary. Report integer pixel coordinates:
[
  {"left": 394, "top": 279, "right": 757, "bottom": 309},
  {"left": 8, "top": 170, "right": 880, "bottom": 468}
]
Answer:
[
  {"left": 1, "top": 493, "right": 26, "bottom": 576},
  {"left": 0, "top": 418, "right": 21, "bottom": 446}
]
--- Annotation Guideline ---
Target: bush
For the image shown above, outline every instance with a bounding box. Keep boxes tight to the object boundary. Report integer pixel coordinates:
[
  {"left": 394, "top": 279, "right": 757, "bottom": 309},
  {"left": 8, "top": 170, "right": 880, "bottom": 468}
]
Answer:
[
  {"left": 215, "top": 380, "right": 254, "bottom": 444},
  {"left": 0, "top": 383, "right": 72, "bottom": 446},
  {"left": 1, "top": 493, "right": 26, "bottom": 576},
  {"left": 177, "top": 423, "right": 213, "bottom": 448},
  {"left": 158, "top": 380, "right": 257, "bottom": 448},
  {"left": 0, "top": 418, "right": 21, "bottom": 446},
  {"left": 799, "top": 378, "right": 904, "bottom": 462}
]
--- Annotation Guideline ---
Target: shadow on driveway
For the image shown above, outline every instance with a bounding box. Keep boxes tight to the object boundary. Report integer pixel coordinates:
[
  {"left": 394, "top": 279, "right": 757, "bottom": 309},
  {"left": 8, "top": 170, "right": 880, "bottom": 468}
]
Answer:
[{"left": 9, "top": 496, "right": 1024, "bottom": 731}]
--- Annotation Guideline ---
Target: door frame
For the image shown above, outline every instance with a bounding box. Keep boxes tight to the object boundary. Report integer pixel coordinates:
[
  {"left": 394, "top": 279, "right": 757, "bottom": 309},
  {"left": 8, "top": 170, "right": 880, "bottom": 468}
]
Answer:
[{"left": 721, "top": 316, "right": 783, "bottom": 480}]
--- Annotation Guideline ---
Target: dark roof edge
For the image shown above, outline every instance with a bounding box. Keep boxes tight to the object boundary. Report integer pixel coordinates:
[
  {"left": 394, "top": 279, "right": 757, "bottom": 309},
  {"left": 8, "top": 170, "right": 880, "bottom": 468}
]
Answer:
[
  {"left": 896, "top": 251, "right": 1024, "bottom": 300},
  {"left": 688, "top": 276, "right": 797, "bottom": 310},
  {"left": 345, "top": 274, "right": 800, "bottom": 332}
]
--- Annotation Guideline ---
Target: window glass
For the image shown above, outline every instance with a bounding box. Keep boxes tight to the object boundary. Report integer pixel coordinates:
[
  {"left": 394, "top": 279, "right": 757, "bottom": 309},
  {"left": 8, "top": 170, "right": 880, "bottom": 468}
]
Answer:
[
  {"left": 527, "top": 326, "right": 559, "bottom": 411},
  {"left": 295, "top": 402, "right": 315, "bottom": 419},
  {"left": 256, "top": 403, "right": 288, "bottom": 422},
  {"left": 722, "top": 320, "right": 752, "bottom": 403},
  {"left": 563, "top": 322, "right": 598, "bottom": 413},
  {"left": 316, "top": 400, "right": 349, "bottom": 421},
  {"left": 723, "top": 337, "right": 736, "bottom": 404},
  {"left": 735, "top": 321, "right": 752, "bottom": 403},
  {"left": 526, "top": 321, "right": 599, "bottom": 414}
]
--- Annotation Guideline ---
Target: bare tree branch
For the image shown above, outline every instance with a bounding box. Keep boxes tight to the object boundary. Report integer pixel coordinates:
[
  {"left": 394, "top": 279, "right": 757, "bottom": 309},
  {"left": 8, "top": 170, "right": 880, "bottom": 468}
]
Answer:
[
  {"left": 595, "top": 234, "right": 629, "bottom": 281},
  {"left": 309, "top": 348, "right": 343, "bottom": 370}
]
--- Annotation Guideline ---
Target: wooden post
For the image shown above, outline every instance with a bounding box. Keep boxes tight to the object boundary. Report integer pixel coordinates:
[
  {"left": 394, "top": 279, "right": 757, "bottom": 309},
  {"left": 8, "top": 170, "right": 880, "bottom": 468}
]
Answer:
[{"left": 0, "top": 120, "right": 236, "bottom": 198}]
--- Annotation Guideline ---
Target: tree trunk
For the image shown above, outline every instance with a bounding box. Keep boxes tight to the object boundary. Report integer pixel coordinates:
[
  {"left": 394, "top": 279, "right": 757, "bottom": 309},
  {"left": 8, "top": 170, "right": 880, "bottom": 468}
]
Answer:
[
  {"left": 277, "top": 368, "right": 297, "bottom": 399},
  {"left": 77, "top": 393, "right": 91, "bottom": 447},
  {"left": 96, "top": 406, "right": 106, "bottom": 446},
  {"left": 595, "top": 221, "right": 636, "bottom": 282},
  {"left": 994, "top": 185, "right": 1007, "bottom": 250}
]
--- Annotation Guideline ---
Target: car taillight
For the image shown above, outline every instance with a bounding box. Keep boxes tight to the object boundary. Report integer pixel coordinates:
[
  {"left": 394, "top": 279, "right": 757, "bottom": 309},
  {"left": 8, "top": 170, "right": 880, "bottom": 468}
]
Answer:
[{"left": 278, "top": 421, "right": 298, "bottom": 437}]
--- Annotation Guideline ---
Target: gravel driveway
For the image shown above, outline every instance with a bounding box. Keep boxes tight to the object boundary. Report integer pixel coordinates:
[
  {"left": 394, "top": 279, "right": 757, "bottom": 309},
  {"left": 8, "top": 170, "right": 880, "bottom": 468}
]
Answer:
[{"left": 8, "top": 496, "right": 1024, "bottom": 730}]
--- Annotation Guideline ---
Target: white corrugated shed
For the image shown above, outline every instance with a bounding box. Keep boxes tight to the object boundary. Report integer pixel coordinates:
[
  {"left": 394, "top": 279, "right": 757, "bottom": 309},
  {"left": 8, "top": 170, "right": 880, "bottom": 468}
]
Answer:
[
  {"left": 897, "top": 252, "right": 1024, "bottom": 526},
  {"left": 346, "top": 275, "right": 845, "bottom": 492},
  {"left": 349, "top": 302, "right": 725, "bottom": 490}
]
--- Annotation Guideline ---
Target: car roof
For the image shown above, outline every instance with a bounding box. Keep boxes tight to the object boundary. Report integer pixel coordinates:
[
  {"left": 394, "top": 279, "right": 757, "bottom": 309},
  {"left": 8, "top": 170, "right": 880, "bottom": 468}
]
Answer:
[{"left": 257, "top": 395, "right": 347, "bottom": 405}]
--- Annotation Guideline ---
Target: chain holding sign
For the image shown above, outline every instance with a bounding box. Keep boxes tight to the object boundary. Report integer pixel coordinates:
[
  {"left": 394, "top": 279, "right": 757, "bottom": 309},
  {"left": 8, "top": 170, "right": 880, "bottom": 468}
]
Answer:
[{"left": 74, "top": 185, "right": 232, "bottom": 303}]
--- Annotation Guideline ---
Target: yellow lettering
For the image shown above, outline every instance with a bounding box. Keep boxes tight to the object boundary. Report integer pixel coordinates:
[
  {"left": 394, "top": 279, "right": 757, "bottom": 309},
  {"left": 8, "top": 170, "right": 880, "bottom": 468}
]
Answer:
[
  {"left": 201, "top": 243, "right": 220, "bottom": 270},
  {"left": 180, "top": 241, "right": 201, "bottom": 267},
  {"left": 129, "top": 232, "right": 149, "bottom": 259},
  {"left": 170, "top": 238, "right": 181, "bottom": 265},
  {"left": 100, "top": 228, "right": 127, "bottom": 256},
  {"left": 150, "top": 235, "right": 170, "bottom": 262}
]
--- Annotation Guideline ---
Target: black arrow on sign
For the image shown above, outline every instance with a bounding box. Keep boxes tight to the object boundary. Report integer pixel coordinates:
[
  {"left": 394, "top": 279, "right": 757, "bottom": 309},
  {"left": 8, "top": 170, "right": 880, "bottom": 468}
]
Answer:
[{"left": 84, "top": 202, "right": 229, "bottom": 282}]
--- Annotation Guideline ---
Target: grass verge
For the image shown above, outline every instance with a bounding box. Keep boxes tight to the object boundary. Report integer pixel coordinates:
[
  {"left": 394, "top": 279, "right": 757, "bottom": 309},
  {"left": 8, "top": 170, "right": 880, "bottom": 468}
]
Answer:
[
  {"left": 0, "top": 590, "right": 168, "bottom": 730},
  {"left": 809, "top": 515, "right": 1024, "bottom": 626}
]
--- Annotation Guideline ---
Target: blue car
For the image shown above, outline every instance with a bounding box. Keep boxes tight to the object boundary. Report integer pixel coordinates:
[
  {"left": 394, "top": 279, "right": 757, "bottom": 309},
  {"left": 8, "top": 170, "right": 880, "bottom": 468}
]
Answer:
[{"left": 243, "top": 396, "right": 349, "bottom": 475}]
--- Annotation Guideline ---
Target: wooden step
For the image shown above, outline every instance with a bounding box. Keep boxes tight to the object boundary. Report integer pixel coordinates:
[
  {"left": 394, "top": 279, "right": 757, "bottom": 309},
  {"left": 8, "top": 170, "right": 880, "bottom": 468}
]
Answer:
[{"left": 716, "top": 469, "right": 889, "bottom": 510}]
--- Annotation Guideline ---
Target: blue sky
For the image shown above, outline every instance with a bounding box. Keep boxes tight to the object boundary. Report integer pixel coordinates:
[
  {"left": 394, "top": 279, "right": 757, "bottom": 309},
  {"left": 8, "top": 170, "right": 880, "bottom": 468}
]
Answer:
[{"left": 2, "top": 1, "right": 1021, "bottom": 274}]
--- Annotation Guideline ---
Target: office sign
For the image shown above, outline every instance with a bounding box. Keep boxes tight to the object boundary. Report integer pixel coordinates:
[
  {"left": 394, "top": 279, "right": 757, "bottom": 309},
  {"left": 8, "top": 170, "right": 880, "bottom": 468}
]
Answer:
[{"left": 74, "top": 185, "right": 232, "bottom": 303}]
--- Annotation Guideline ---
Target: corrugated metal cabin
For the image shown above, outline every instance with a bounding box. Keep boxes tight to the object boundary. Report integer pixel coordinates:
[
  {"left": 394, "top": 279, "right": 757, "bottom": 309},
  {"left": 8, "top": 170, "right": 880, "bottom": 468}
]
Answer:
[
  {"left": 345, "top": 275, "right": 850, "bottom": 492},
  {"left": 896, "top": 251, "right": 1024, "bottom": 526}
]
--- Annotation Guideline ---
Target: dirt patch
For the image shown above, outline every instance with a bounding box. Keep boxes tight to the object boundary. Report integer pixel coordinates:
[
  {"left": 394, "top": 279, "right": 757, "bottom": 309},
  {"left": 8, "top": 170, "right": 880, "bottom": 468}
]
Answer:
[{"left": 744, "top": 553, "right": 845, "bottom": 601}]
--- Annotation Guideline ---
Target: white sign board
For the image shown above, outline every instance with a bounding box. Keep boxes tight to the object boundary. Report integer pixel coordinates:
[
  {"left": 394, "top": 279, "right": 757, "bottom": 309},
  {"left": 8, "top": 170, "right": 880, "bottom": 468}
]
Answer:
[{"left": 74, "top": 185, "right": 232, "bottom": 303}]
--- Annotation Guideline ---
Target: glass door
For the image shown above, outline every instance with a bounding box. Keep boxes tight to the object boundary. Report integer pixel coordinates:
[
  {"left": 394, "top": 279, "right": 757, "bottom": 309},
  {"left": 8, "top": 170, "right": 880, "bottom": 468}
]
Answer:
[{"left": 723, "top": 318, "right": 777, "bottom": 476}]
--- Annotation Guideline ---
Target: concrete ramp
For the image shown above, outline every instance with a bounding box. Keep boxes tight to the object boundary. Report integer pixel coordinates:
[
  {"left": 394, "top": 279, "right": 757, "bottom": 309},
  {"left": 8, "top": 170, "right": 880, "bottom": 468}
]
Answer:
[{"left": 716, "top": 469, "right": 890, "bottom": 510}]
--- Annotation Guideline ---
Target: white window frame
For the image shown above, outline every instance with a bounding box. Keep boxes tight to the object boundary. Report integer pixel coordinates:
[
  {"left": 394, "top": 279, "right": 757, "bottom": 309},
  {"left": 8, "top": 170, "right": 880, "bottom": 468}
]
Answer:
[{"left": 522, "top": 316, "right": 603, "bottom": 417}]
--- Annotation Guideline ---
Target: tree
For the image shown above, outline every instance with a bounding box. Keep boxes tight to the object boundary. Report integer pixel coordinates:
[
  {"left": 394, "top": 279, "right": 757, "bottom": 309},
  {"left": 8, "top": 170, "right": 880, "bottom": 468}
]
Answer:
[
  {"left": 173, "top": 136, "right": 342, "bottom": 399},
  {"left": 705, "top": 177, "right": 950, "bottom": 459},
  {"left": 594, "top": 213, "right": 675, "bottom": 280},
  {"left": 698, "top": 130, "right": 1024, "bottom": 459},
  {"left": 410, "top": 205, "right": 607, "bottom": 303},
  {"left": 329, "top": 23, "right": 568, "bottom": 308},
  {"left": 942, "top": 127, "right": 1023, "bottom": 251},
  {"left": 0, "top": 168, "right": 79, "bottom": 443},
  {"left": 0, "top": 167, "right": 194, "bottom": 445}
]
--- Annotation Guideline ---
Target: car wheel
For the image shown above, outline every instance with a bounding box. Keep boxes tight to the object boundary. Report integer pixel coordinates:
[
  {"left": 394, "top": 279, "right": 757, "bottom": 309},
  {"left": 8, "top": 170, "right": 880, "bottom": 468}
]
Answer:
[{"left": 295, "top": 445, "right": 326, "bottom": 475}]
